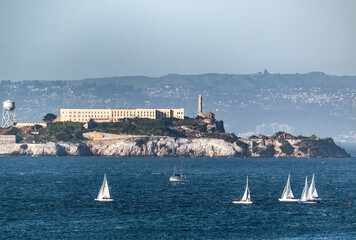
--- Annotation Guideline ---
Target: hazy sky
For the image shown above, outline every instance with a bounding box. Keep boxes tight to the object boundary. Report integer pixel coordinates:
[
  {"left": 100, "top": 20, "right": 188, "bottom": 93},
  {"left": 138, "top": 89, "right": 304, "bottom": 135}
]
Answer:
[{"left": 1, "top": 0, "right": 355, "bottom": 81}]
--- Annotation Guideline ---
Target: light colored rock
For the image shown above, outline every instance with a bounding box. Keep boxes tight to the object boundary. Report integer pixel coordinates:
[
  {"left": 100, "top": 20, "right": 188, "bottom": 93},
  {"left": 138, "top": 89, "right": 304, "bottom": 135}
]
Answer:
[{"left": 0, "top": 135, "right": 349, "bottom": 158}]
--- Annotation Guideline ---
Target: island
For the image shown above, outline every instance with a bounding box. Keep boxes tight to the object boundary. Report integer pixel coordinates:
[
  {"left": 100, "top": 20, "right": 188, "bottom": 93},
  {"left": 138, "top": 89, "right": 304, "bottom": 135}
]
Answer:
[{"left": 0, "top": 116, "right": 350, "bottom": 158}]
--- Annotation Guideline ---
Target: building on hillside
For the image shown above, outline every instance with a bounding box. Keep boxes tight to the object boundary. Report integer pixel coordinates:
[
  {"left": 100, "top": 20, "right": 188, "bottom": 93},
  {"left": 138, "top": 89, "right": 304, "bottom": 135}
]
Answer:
[
  {"left": 0, "top": 135, "right": 16, "bottom": 144},
  {"left": 58, "top": 108, "right": 184, "bottom": 123},
  {"left": 197, "top": 94, "right": 215, "bottom": 119},
  {"left": 15, "top": 121, "right": 47, "bottom": 128}
]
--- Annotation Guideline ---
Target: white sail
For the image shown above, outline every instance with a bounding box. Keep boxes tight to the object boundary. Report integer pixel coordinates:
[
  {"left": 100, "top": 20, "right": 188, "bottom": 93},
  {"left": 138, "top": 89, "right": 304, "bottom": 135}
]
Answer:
[
  {"left": 96, "top": 174, "right": 112, "bottom": 201},
  {"left": 308, "top": 174, "right": 319, "bottom": 198},
  {"left": 300, "top": 176, "right": 309, "bottom": 201},
  {"left": 169, "top": 160, "right": 186, "bottom": 181},
  {"left": 172, "top": 163, "right": 177, "bottom": 176},
  {"left": 102, "top": 175, "right": 111, "bottom": 199},
  {"left": 312, "top": 186, "right": 318, "bottom": 198},
  {"left": 241, "top": 176, "right": 250, "bottom": 201},
  {"left": 281, "top": 174, "right": 295, "bottom": 199},
  {"left": 232, "top": 176, "right": 252, "bottom": 204}
]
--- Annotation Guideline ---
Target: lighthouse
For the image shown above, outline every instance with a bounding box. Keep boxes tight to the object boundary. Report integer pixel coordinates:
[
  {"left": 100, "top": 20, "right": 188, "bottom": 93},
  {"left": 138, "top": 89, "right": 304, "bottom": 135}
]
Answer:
[{"left": 198, "top": 94, "right": 202, "bottom": 115}]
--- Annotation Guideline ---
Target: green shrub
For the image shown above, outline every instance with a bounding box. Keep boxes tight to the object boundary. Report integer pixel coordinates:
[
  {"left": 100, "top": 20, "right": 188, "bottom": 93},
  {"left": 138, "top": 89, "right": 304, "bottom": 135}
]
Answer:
[
  {"left": 33, "top": 124, "right": 43, "bottom": 130},
  {"left": 236, "top": 140, "right": 249, "bottom": 149},
  {"left": 56, "top": 132, "right": 73, "bottom": 142},
  {"left": 95, "top": 118, "right": 182, "bottom": 137},
  {"left": 299, "top": 146, "right": 308, "bottom": 154},
  {"left": 45, "top": 122, "right": 84, "bottom": 142},
  {"left": 309, "top": 134, "right": 318, "bottom": 140},
  {"left": 20, "top": 144, "right": 28, "bottom": 150},
  {"left": 5, "top": 127, "right": 20, "bottom": 135},
  {"left": 257, "top": 145, "right": 276, "bottom": 158},
  {"left": 296, "top": 135, "right": 307, "bottom": 139},
  {"left": 194, "top": 124, "right": 207, "bottom": 132},
  {"left": 135, "top": 138, "right": 149, "bottom": 147},
  {"left": 205, "top": 133, "right": 238, "bottom": 143},
  {"left": 279, "top": 138, "right": 294, "bottom": 155}
]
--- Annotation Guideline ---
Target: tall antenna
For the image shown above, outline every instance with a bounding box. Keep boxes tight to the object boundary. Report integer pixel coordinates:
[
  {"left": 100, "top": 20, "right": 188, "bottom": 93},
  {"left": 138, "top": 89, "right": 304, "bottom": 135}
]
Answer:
[{"left": 2, "top": 100, "right": 16, "bottom": 128}]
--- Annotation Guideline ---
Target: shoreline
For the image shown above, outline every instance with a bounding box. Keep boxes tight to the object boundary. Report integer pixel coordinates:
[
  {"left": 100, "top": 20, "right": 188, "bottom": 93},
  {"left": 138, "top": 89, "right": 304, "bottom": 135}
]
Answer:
[{"left": 0, "top": 135, "right": 351, "bottom": 158}]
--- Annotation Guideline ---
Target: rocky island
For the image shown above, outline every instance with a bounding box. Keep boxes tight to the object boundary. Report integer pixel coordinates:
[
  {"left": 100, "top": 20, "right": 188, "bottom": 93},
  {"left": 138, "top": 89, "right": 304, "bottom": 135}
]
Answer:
[{"left": 0, "top": 117, "right": 350, "bottom": 158}]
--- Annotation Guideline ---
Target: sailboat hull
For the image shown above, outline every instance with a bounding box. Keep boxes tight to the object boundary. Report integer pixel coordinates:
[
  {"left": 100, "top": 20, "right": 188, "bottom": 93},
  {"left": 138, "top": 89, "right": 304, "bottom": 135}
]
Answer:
[
  {"left": 232, "top": 200, "right": 252, "bottom": 204},
  {"left": 278, "top": 198, "right": 300, "bottom": 202},
  {"left": 169, "top": 176, "right": 186, "bottom": 182},
  {"left": 94, "top": 198, "right": 113, "bottom": 202},
  {"left": 298, "top": 200, "right": 319, "bottom": 204}
]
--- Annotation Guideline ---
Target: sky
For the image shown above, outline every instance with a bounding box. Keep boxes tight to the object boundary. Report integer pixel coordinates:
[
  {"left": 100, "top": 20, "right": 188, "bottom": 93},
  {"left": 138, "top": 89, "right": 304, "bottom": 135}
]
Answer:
[{"left": 0, "top": 0, "right": 355, "bottom": 81}]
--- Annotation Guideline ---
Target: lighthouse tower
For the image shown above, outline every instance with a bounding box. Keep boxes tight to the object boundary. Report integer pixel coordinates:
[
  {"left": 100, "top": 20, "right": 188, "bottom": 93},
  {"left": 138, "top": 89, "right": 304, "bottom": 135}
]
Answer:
[
  {"left": 198, "top": 94, "right": 203, "bottom": 115},
  {"left": 196, "top": 94, "right": 215, "bottom": 119}
]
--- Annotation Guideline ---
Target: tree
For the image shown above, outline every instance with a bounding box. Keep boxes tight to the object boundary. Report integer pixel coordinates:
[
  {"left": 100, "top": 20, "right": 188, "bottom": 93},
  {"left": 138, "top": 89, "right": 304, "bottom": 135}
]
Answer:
[{"left": 43, "top": 113, "right": 57, "bottom": 123}]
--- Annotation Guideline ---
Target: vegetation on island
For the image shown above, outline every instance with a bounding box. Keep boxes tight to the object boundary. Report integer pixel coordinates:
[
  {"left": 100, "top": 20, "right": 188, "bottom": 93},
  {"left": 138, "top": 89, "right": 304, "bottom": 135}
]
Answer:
[
  {"left": 43, "top": 113, "right": 57, "bottom": 123},
  {"left": 278, "top": 138, "right": 295, "bottom": 155},
  {"left": 95, "top": 118, "right": 183, "bottom": 137},
  {"left": 0, "top": 114, "right": 350, "bottom": 158},
  {"left": 204, "top": 133, "right": 238, "bottom": 143},
  {"left": 253, "top": 145, "right": 276, "bottom": 158},
  {"left": 2, "top": 121, "right": 85, "bottom": 143}
]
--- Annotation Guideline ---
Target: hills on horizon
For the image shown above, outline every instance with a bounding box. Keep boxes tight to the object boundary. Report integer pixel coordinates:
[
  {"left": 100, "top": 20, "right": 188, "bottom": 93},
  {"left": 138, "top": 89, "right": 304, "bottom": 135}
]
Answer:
[{"left": 1, "top": 71, "right": 355, "bottom": 146}]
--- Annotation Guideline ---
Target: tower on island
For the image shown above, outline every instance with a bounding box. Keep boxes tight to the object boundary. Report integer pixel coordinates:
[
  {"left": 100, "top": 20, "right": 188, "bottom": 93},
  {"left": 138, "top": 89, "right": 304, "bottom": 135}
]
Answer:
[
  {"left": 198, "top": 94, "right": 203, "bottom": 115},
  {"left": 197, "top": 94, "right": 215, "bottom": 119},
  {"left": 2, "top": 100, "right": 16, "bottom": 128}
]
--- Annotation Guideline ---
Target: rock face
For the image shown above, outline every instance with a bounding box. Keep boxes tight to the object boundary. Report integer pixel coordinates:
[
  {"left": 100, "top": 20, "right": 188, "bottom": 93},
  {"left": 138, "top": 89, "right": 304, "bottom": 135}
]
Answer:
[
  {"left": 0, "top": 135, "right": 350, "bottom": 158},
  {"left": 88, "top": 137, "right": 240, "bottom": 157},
  {"left": 0, "top": 142, "right": 92, "bottom": 156}
]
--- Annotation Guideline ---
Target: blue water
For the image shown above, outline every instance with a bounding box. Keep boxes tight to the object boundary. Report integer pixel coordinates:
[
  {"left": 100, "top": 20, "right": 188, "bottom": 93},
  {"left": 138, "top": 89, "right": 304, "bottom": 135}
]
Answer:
[{"left": 0, "top": 157, "right": 355, "bottom": 239}]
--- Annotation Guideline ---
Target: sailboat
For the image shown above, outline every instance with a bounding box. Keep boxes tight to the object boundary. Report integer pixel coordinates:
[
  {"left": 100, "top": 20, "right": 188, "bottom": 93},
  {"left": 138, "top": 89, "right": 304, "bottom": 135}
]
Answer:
[
  {"left": 278, "top": 174, "right": 299, "bottom": 202},
  {"left": 94, "top": 174, "right": 113, "bottom": 202},
  {"left": 308, "top": 174, "right": 322, "bottom": 201},
  {"left": 232, "top": 176, "right": 252, "bottom": 204},
  {"left": 169, "top": 160, "right": 186, "bottom": 182},
  {"left": 298, "top": 176, "right": 319, "bottom": 204}
]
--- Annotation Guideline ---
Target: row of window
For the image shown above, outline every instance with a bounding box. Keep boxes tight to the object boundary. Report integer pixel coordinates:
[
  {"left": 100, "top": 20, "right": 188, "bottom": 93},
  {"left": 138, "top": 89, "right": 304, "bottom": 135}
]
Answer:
[
  {"left": 61, "top": 109, "right": 184, "bottom": 121},
  {"left": 64, "top": 115, "right": 109, "bottom": 118},
  {"left": 0, "top": 135, "right": 16, "bottom": 139},
  {"left": 61, "top": 109, "right": 183, "bottom": 115},
  {"left": 63, "top": 112, "right": 183, "bottom": 118},
  {"left": 112, "top": 111, "right": 155, "bottom": 117},
  {"left": 62, "top": 111, "right": 109, "bottom": 114}
]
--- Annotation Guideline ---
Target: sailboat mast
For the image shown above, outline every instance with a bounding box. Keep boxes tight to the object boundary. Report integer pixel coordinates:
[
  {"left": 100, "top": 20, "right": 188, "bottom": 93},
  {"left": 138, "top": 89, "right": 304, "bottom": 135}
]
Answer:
[
  {"left": 281, "top": 174, "right": 290, "bottom": 199},
  {"left": 180, "top": 160, "right": 183, "bottom": 176},
  {"left": 173, "top": 162, "right": 177, "bottom": 175},
  {"left": 300, "top": 176, "right": 308, "bottom": 201}
]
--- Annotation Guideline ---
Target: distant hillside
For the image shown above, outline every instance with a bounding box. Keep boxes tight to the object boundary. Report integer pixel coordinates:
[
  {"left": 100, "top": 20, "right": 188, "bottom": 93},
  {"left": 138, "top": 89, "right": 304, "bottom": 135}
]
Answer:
[{"left": 1, "top": 72, "right": 355, "bottom": 142}]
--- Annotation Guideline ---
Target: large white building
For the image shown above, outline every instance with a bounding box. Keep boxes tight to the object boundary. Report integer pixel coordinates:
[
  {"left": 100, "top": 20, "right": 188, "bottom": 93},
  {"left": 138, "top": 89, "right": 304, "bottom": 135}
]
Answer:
[{"left": 59, "top": 108, "right": 184, "bottom": 122}]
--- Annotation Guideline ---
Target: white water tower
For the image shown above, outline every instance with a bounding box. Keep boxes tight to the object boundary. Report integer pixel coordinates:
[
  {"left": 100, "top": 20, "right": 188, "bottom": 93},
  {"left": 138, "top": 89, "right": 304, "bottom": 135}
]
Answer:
[{"left": 2, "top": 100, "right": 15, "bottom": 128}]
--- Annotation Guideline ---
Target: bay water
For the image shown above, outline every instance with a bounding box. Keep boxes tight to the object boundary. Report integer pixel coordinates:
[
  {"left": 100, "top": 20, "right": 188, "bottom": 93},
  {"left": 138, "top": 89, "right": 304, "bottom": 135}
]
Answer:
[{"left": 0, "top": 157, "right": 355, "bottom": 239}]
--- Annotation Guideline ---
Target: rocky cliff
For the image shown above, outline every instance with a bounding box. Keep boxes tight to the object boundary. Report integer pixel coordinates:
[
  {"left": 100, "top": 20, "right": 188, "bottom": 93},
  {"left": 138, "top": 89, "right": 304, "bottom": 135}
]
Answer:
[{"left": 0, "top": 134, "right": 350, "bottom": 158}]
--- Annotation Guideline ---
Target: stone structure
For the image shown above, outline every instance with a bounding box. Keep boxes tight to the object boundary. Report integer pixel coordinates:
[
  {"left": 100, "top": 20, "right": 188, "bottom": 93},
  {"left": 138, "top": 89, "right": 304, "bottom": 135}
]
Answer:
[
  {"left": 0, "top": 135, "right": 16, "bottom": 144},
  {"left": 0, "top": 135, "right": 350, "bottom": 158},
  {"left": 198, "top": 94, "right": 202, "bottom": 115},
  {"left": 197, "top": 94, "right": 215, "bottom": 119},
  {"left": 59, "top": 108, "right": 184, "bottom": 123},
  {"left": 15, "top": 121, "right": 47, "bottom": 128}
]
